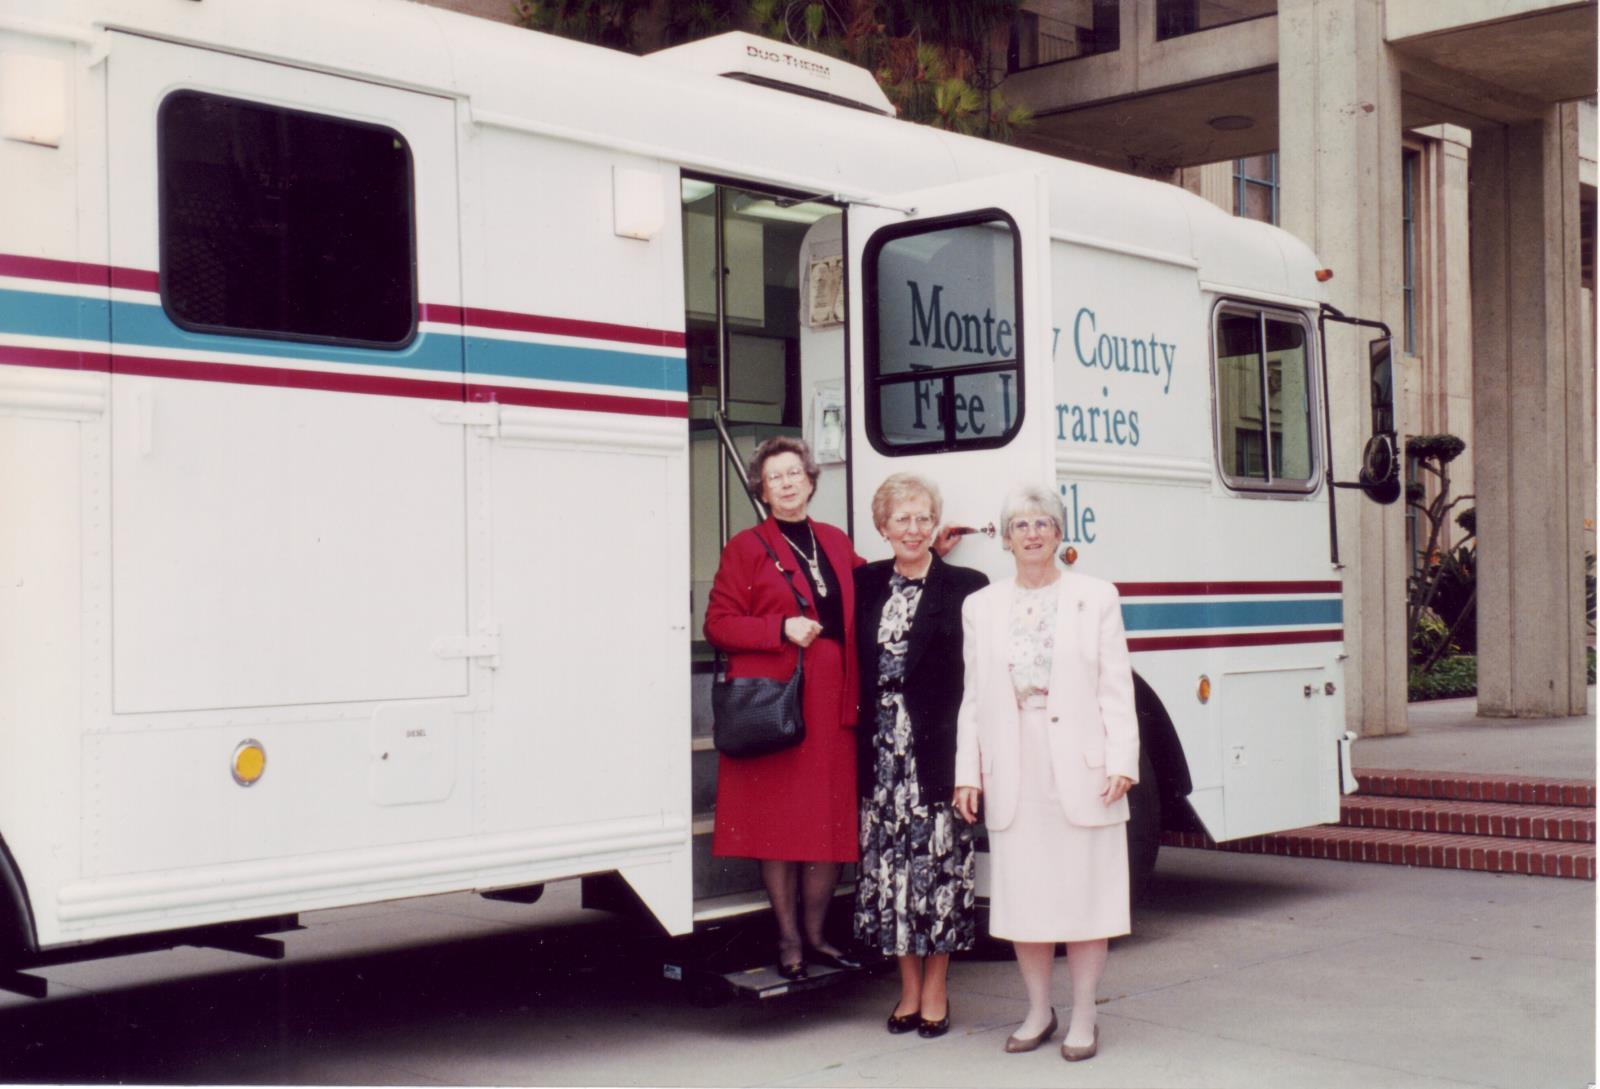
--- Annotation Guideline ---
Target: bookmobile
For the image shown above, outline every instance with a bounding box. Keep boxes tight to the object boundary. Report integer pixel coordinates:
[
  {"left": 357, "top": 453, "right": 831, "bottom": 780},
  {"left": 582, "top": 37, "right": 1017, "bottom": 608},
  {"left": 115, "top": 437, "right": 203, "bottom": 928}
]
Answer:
[{"left": 0, "top": 0, "right": 1399, "bottom": 999}]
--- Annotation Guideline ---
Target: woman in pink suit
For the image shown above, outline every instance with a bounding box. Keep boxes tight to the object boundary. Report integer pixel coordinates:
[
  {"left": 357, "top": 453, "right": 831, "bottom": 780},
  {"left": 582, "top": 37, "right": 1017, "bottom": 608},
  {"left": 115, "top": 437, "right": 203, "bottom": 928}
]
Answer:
[
  {"left": 705, "top": 436, "right": 863, "bottom": 979},
  {"left": 953, "top": 483, "right": 1139, "bottom": 1062}
]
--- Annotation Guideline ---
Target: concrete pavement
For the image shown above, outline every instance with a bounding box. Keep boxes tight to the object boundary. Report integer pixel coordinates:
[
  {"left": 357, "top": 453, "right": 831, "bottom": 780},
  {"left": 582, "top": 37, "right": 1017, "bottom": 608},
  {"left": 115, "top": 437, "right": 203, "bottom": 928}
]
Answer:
[{"left": 1353, "top": 690, "right": 1596, "bottom": 780}]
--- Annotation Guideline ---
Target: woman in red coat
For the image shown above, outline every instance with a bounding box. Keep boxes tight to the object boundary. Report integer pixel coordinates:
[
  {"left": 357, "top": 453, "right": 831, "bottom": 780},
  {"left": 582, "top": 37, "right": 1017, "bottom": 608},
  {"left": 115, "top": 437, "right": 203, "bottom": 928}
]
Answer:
[{"left": 705, "top": 436, "right": 863, "bottom": 979}]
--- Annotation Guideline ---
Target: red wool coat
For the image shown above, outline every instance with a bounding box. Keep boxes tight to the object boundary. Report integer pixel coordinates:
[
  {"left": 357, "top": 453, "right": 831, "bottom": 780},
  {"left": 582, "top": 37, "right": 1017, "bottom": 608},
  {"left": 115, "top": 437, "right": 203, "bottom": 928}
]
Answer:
[{"left": 705, "top": 517, "right": 862, "bottom": 862}]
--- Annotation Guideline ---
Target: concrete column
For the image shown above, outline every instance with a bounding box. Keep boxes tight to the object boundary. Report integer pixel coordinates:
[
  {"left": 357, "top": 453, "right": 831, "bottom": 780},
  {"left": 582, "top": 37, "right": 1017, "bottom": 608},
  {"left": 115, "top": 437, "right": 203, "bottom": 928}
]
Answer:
[
  {"left": 1277, "top": 0, "right": 1409, "bottom": 736},
  {"left": 1470, "top": 103, "right": 1589, "bottom": 717}
]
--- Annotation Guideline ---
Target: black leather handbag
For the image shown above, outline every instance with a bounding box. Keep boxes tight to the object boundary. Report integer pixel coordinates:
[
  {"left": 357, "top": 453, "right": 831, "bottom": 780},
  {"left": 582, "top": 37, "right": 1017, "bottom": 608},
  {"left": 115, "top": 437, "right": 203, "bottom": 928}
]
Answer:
[{"left": 712, "top": 532, "right": 809, "bottom": 758}]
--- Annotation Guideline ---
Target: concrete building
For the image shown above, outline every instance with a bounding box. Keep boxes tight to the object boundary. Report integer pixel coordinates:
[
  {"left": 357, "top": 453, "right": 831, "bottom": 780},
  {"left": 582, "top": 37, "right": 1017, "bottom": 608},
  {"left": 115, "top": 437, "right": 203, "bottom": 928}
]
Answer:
[{"left": 1004, "top": 0, "right": 1597, "bottom": 735}]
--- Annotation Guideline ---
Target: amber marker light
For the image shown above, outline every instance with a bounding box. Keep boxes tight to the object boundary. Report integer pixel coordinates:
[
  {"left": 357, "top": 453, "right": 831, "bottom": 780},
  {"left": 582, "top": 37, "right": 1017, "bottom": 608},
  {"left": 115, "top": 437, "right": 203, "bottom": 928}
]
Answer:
[
  {"left": 1315, "top": 268, "right": 1334, "bottom": 282},
  {"left": 1197, "top": 676, "right": 1212, "bottom": 704},
  {"left": 232, "top": 739, "right": 267, "bottom": 787}
]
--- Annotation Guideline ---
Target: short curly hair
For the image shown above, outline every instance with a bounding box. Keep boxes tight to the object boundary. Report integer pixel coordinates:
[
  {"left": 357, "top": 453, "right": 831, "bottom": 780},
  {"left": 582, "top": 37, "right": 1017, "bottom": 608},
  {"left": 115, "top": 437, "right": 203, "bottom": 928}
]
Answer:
[
  {"left": 870, "top": 473, "right": 943, "bottom": 533},
  {"left": 746, "top": 435, "right": 821, "bottom": 501}
]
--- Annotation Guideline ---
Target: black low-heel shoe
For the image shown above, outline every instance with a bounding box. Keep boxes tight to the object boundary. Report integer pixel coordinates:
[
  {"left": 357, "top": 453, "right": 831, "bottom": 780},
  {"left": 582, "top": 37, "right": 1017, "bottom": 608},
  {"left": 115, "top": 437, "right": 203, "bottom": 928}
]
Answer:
[
  {"left": 886, "top": 1010, "right": 920, "bottom": 1034},
  {"left": 807, "top": 946, "right": 862, "bottom": 971},
  {"left": 776, "top": 960, "right": 807, "bottom": 981},
  {"left": 916, "top": 1010, "right": 950, "bottom": 1038}
]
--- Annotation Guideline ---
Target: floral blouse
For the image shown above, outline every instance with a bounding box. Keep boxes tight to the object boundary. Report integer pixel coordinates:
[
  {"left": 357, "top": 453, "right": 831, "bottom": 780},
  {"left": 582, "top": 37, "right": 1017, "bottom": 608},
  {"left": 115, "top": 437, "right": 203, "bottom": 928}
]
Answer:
[{"left": 1007, "top": 581, "right": 1058, "bottom": 708}]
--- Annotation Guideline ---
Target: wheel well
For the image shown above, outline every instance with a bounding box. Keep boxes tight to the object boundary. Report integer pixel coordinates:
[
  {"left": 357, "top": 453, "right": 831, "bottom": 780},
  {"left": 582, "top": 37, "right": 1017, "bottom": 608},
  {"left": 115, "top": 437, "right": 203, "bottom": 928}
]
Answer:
[
  {"left": 0, "top": 832, "right": 39, "bottom": 967},
  {"left": 1132, "top": 673, "right": 1198, "bottom": 831}
]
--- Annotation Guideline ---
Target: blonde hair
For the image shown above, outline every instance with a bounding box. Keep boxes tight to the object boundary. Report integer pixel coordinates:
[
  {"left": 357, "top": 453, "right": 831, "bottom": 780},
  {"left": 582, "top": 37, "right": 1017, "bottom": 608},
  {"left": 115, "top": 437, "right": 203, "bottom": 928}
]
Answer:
[{"left": 870, "top": 473, "right": 943, "bottom": 533}]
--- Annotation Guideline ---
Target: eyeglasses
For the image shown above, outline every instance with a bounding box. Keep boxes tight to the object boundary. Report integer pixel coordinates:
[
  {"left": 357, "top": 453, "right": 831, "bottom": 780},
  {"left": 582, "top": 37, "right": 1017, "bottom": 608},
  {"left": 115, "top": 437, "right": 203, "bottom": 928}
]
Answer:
[
  {"left": 763, "top": 466, "right": 808, "bottom": 485},
  {"left": 888, "top": 513, "right": 935, "bottom": 531},
  {"left": 1008, "top": 517, "right": 1058, "bottom": 536}
]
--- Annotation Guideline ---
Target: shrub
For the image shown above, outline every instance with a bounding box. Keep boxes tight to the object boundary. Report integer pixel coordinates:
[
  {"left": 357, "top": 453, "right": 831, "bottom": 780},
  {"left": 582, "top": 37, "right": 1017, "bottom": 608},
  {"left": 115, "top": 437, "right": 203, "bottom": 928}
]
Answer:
[{"left": 1408, "top": 655, "right": 1477, "bottom": 701}]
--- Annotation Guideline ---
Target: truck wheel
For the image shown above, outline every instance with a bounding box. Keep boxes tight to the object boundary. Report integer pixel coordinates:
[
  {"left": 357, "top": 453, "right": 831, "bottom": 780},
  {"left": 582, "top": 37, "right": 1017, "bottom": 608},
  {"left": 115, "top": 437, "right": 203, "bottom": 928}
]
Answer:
[{"left": 1126, "top": 749, "right": 1161, "bottom": 903}]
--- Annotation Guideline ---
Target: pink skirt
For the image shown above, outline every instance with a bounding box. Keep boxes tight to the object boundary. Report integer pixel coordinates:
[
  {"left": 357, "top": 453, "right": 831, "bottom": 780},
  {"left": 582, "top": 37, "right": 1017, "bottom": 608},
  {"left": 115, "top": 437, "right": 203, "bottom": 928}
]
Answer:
[{"left": 987, "top": 707, "right": 1130, "bottom": 942}]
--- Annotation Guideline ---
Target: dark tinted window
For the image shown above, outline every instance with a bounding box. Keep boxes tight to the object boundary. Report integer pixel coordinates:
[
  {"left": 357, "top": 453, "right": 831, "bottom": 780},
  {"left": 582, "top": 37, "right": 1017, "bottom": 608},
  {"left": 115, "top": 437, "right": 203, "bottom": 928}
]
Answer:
[{"left": 159, "top": 91, "right": 415, "bottom": 346}]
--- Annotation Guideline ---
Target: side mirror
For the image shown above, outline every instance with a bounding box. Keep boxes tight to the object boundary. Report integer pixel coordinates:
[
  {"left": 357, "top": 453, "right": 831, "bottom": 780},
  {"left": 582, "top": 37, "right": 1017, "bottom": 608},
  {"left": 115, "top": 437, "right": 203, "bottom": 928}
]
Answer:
[
  {"left": 1358, "top": 433, "right": 1401, "bottom": 504},
  {"left": 1368, "top": 336, "right": 1394, "bottom": 436},
  {"left": 1359, "top": 335, "right": 1400, "bottom": 503}
]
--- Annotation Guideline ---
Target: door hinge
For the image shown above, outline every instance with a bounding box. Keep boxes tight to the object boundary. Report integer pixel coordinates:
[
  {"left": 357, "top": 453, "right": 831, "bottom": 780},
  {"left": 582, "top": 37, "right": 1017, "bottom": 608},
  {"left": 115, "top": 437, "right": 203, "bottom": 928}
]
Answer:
[
  {"left": 433, "top": 630, "right": 501, "bottom": 667},
  {"left": 434, "top": 403, "right": 499, "bottom": 433}
]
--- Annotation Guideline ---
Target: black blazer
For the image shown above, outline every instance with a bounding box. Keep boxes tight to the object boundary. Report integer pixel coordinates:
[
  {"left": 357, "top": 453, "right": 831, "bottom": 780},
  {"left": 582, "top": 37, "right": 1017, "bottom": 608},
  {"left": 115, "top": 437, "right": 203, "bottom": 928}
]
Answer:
[{"left": 854, "top": 554, "right": 989, "bottom": 804}]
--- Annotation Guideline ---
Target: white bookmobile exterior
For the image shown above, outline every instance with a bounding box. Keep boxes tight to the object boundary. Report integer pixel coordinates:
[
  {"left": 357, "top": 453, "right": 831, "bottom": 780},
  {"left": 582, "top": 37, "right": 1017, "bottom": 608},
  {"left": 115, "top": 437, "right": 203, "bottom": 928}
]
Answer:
[{"left": 0, "top": 0, "right": 1394, "bottom": 989}]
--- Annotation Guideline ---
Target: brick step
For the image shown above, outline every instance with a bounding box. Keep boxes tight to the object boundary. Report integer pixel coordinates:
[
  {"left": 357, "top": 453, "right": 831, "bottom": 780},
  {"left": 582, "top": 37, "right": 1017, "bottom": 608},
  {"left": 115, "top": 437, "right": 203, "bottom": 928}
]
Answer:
[
  {"left": 1352, "top": 768, "right": 1595, "bottom": 807},
  {"left": 1341, "top": 794, "right": 1596, "bottom": 843},
  {"left": 1162, "top": 826, "right": 1596, "bottom": 880}
]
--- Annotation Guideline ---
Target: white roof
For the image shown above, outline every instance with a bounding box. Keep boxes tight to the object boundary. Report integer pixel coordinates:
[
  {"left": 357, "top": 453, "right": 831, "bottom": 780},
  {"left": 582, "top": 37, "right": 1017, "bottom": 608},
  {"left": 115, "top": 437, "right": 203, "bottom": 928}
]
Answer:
[{"left": 14, "top": 0, "right": 1324, "bottom": 302}]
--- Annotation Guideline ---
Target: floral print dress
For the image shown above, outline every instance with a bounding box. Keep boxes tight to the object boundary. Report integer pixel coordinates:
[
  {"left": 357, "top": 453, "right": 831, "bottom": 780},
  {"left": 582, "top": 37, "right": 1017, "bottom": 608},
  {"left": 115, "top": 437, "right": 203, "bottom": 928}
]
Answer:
[{"left": 853, "top": 572, "right": 977, "bottom": 956}]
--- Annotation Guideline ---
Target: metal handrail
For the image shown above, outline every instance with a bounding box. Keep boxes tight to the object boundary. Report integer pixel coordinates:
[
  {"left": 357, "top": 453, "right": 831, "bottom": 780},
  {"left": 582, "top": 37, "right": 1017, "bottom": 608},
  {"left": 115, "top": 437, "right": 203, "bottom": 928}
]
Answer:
[{"left": 710, "top": 409, "right": 767, "bottom": 523}]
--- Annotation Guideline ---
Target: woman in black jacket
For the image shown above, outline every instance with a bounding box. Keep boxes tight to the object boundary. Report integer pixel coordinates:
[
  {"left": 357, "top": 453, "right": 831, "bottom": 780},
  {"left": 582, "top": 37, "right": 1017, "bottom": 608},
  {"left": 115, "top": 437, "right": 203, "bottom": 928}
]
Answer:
[{"left": 853, "top": 473, "right": 988, "bottom": 1039}]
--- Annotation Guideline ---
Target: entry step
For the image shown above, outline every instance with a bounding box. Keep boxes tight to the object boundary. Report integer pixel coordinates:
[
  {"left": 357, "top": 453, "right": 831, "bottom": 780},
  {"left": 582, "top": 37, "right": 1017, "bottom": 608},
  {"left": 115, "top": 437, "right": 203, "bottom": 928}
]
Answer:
[
  {"left": 1340, "top": 794, "right": 1596, "bottom": 843},
  {"left": 1352, "top": 768, "right": 1596, "bottom": 807},
  {"left": 1163, "top": 827, "right": 1596, "bottom": 880}
]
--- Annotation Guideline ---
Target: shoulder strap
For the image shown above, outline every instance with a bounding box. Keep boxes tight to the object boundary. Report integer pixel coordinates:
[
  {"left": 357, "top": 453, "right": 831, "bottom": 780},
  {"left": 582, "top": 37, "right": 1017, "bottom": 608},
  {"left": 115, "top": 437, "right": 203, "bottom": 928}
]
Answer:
[{"left": 753, "top": 526, "right": 811, "bottom": 614}]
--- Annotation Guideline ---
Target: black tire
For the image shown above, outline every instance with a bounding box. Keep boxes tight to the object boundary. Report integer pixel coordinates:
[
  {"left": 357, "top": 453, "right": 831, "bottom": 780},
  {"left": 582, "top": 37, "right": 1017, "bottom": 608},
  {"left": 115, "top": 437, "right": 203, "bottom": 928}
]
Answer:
[{"left": 1125, "top": 748, "right": 1161, "bottom": 903}]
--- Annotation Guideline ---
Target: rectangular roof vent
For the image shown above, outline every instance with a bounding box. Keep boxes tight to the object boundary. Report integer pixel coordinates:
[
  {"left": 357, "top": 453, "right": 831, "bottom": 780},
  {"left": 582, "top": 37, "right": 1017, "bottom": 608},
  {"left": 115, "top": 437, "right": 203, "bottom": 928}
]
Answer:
[{"left": 647, "top": 32, "right": 895, "bottom": 117}]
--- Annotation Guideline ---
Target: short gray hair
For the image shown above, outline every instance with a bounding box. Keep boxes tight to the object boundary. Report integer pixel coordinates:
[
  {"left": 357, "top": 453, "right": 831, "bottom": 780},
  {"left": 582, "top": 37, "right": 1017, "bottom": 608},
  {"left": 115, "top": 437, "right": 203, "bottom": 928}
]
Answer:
[
  {"left": 999, "top": 484, "right": 1065, "bottom": 540},
  {"left": 870, "top": 473, "right": 943, "bottom": 533},
  {"left": 746, "top": 436, "right": 820, "bottom": 501}
]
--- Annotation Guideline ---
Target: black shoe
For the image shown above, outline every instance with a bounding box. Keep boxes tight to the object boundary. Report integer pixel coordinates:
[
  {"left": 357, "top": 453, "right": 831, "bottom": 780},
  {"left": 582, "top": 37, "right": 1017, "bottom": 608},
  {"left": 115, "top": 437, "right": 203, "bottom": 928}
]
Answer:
[
  {"left": 917, "top": 1009, "right": 950, "bottom": 1038},
  {"left": 807, "top": 946, "right": 862, "bottom": 971},
  {"left": 886, "top": 1009, "right": 920, "bottom": 1034},
  {"left": 776, "top": 959, "right": 807, "bottom": 980}
]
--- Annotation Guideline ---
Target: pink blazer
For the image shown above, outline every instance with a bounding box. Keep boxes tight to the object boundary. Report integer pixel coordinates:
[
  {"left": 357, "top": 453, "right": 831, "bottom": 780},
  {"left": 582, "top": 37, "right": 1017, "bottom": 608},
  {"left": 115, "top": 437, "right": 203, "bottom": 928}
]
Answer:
[{"left": 954, "top": 573, "right": 1139, "bottom": 830}]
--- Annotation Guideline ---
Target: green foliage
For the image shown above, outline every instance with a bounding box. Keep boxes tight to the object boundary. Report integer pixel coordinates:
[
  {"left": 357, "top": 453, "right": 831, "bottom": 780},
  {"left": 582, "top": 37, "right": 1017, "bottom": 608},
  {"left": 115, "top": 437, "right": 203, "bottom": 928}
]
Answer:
[
  {"left": 512, "top": 0, "right": 649, "bottom": 50},
  {"left": 1429, "top": 543, "right": 1477, "bottom": 653},
  {"left": 661, "top": 0, "right": 746, "bottom": 44},
  {"left": 1588, "top": 646, "right": 1596, "bottom": 685},
  {"left": 1410, "top": 610, "right": 1455, "bottom": 662},
  {"left": 1408, "top": 655, "right": 1477, "bottom": 702},
  {"left": 1406, "top": 431, "right": 1475, "bottom": 677},
  {"left": 514, "top": 0, "right": 1031, "bottom": 144},
  {"left": 752, "top": 0, "right": 1031, "bottom": 140},
  {"left": 1405, "top": 433, "right": 1466, "bottom": 466},
  {"left": 1586, "top": 552, "right": 1596, "bottom": 637}
]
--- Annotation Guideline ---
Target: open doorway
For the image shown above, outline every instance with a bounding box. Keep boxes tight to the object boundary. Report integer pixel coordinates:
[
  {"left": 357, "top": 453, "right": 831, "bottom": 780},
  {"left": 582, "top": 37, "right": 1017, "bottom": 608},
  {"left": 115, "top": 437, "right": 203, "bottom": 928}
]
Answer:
[{"left": 682, "top": 176, "right": 846, "bottom": 907}]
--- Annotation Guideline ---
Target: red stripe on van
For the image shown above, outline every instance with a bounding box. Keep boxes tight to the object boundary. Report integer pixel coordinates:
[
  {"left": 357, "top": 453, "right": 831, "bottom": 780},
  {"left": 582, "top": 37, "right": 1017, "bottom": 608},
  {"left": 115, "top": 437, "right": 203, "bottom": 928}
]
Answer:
[
  {"left": 467, "top": 383, "right": 689, "bottom": 418},
  {"left": 1127, "top": 629, "right": 1343, "bottom": 652},
  {"left": 455, "top": 305, "right": 687, "bottom": 350},
  {"left": 0, "top": 253, "right": 156, "bottom": 292},
  {"left": 110, "top": 353, "right": 465, "bottom": 401},
  {"left": 1117, "top": 581, "right": 1343, "bottom": 597},
  {"left": 0, "top": 342, "right": 687, "bottom": 419},
  {"left": 0, "top": 343, "right": 112, "bottom": 371}
]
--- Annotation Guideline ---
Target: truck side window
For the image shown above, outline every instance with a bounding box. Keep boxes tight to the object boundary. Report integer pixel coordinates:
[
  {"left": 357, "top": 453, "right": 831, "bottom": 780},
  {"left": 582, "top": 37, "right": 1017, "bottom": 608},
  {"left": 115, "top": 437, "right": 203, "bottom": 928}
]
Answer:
[
  {"left": 158, "top": 91, "right": 416, "bottom": 347},
  {"left": 1213, "top": 304, "right": 1317, "bottom": 492},
  {"left": 864, "top": 213, "right": 1023, "bottom": 454}
]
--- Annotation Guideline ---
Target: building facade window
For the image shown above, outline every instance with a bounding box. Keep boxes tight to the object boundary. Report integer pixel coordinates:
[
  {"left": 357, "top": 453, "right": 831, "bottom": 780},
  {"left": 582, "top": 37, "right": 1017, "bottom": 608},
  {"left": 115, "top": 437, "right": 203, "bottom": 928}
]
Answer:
[
  {"left": 1010, "top": 0, "right": 1120, "bottom": 71},
  {"left": 1155, "top": 0, "right": 1277, "bottom": 40},
  {"left": 1233, "top": 153, "right": 1278, "bottom": 224},
  {"left": 1402, "top": 148, "right": 1420, "bottom": 355}
]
